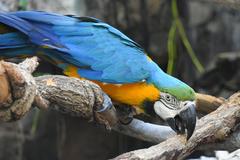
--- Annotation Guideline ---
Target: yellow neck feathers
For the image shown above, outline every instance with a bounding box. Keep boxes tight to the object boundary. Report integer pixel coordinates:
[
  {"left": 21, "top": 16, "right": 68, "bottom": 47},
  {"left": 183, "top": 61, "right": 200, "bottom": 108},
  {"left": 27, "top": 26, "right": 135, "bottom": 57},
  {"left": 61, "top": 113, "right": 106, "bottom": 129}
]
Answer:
[{"left": 95, "top": 81, "right": 160, "bottom": 106}]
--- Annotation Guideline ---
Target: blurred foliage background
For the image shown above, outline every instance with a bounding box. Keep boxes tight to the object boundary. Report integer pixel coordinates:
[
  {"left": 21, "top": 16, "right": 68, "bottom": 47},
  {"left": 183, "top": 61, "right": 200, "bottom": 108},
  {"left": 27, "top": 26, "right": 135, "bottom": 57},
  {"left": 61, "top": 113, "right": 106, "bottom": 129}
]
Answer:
[{"left": 0, "top": 0, "right": 239, "bottom": 160}]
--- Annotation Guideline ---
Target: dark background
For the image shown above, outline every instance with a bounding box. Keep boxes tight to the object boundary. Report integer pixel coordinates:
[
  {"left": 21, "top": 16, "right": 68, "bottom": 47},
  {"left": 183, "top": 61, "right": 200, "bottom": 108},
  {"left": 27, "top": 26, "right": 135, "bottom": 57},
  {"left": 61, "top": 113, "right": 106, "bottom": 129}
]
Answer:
[{"left": 0, "top": 0, "right": 239, "bottom": 159}]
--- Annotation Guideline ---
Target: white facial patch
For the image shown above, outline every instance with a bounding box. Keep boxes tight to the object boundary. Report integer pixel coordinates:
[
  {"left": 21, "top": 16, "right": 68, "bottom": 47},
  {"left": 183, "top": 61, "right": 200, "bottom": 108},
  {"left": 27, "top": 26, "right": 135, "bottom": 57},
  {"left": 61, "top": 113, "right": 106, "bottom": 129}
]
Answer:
[
  {"left": 153, "top": 93, "right": 189, "bottom": 120},
  {"left": 154, "top": 101, "right": 179, "bottom": 120},
  {"left": 154, "top": 93, "right": 182, "bottom": 120}
]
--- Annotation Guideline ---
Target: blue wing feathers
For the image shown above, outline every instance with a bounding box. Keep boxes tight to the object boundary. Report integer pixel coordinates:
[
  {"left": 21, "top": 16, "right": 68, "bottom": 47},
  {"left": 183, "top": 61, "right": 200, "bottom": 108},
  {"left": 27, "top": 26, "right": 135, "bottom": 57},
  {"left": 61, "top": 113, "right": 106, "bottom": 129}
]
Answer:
[
  {"left": 0, "top": 13, "right": 65, "bottom": 48},
  {"left": 0, "top": 11, "right": 155, "bottom": 83},
  {"left": 10, "top": 11, "right": 77, "bottom": 25},
  {"left": 0, "top": 32, "right": 28, "bottom": 49},
  {"left": 0, "top": 47, "right": 36, "bottom": 57}
]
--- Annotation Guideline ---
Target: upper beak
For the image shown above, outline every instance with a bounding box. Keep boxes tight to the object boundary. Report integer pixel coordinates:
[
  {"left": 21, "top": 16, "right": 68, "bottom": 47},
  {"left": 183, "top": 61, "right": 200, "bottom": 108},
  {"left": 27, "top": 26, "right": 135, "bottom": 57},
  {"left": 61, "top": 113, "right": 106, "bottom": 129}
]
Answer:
[{"left": 167, "top": 102, "right": 196, "bottom": 140}]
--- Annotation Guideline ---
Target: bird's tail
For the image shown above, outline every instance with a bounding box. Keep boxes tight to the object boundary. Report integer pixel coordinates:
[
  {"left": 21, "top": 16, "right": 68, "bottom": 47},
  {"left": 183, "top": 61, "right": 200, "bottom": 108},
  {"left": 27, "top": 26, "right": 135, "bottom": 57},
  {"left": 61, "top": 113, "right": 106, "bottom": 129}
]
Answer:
[
  {"left": 0, "top": 11, "right": 61, "bottom": 59},
  {"left": 0, "top": 22, "right": 36, "bottom": 59},
  {"left": 0, "top": 31, "right": 35, "bottom": 59}
]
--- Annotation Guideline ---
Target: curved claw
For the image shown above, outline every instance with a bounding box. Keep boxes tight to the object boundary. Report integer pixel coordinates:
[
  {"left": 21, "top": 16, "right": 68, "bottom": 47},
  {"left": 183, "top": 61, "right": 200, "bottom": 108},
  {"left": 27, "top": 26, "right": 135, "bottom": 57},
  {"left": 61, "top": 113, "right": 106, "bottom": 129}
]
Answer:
[
  {"left": 95, "top": 93, "right": 113, "bottom": 113},
  {"left": 94, "top": 94, "right": 118, "bottom": 128},
  {"left": 119, "top": 116, "right": 133, "bottom": 125}
]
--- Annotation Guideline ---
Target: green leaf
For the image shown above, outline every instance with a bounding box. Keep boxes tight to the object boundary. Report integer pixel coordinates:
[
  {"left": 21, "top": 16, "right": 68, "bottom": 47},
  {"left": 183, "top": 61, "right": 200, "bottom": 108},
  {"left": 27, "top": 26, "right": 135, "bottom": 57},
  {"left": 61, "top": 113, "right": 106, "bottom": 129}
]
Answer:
[
  {"left": 167, "top": 22, "right": 177, "bottom": 75},
  {"left": 168, "top": 0, "right": 204, "bottom": 74}
]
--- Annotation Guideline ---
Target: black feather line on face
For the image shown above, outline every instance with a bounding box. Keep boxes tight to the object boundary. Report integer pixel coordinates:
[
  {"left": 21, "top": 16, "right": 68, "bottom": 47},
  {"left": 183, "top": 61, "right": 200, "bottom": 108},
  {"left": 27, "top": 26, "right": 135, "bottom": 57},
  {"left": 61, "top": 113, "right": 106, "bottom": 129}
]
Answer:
[{"left": 141, "top": 100, "right": 155, "bottom": 116}]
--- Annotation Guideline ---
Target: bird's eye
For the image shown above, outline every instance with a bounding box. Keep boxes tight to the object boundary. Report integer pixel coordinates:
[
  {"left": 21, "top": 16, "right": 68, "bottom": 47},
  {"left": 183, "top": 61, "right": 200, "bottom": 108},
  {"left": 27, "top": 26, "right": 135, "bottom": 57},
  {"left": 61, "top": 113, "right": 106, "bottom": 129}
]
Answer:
[
  {"left": 165, "top": 95, "right": 171, "bottom": 101},
  {"left": 159, "top": 93, "right": 181, "bottom": 110}
]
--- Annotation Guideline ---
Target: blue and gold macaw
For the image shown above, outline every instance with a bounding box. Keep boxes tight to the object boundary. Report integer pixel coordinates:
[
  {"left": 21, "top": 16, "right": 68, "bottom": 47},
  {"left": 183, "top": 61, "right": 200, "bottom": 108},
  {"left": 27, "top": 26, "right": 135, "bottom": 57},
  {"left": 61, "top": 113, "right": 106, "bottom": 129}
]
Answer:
[{"left": 0, "top": 11, "right": 196, "bottom": 138}]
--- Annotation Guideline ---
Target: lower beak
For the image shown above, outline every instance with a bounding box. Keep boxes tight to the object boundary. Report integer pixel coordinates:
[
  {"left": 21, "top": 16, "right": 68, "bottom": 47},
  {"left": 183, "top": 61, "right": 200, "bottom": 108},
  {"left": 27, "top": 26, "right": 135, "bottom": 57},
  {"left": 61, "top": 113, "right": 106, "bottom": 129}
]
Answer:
[{"left": 167, "top": 102, "right": 196, "bottom": 140}]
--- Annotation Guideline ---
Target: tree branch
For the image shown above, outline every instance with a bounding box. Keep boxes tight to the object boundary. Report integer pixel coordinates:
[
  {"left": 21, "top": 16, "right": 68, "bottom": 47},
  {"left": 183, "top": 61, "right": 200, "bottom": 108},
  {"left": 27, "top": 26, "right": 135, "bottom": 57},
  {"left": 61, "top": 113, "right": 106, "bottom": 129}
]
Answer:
[
  {"left": 35, "top": 75, "right": 176, "bottom": 143},
  {"left": 196, "top": 93, "right": 225, "bottom": 114},
  {"left": 1, "top": 57, "right": 239, "bottom": 159},
  {"left": 113, "top": 119, "right": 175, "bottom": 143},
  {"left": 0, "top": 62, "right": 11, "bottom": 106},
  {"left": 0, "top": 58, "right": 37, "bottom": 121},
  {"left": 113, "top": 92, "right": 240, "bottom": 160}
]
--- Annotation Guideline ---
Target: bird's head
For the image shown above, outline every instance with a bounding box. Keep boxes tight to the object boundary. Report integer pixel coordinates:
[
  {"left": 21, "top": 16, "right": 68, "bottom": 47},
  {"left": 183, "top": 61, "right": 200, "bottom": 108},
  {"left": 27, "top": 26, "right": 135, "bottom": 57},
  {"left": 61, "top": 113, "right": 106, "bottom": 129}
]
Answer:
[
  {"left": 148, "top": 68, "right": 197, "bottom": 139},
  {"left": 153, "top": 92, "right": 196, "bottom": 139}
]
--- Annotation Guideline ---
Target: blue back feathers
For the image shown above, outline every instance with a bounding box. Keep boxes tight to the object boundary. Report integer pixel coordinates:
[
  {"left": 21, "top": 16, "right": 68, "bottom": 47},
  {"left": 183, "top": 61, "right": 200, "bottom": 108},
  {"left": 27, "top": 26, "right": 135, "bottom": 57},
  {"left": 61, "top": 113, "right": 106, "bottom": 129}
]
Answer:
[{"left": 0, "top": 11, "right": 195, "bottom": 100}]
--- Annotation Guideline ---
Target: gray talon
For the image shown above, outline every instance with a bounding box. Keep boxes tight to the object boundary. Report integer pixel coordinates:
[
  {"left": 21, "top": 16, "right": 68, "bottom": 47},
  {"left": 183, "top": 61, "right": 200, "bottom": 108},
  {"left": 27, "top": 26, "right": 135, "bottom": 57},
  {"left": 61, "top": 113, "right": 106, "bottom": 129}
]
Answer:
[{"left": 96, "top": 93, "right": 113, "bottom": 113}]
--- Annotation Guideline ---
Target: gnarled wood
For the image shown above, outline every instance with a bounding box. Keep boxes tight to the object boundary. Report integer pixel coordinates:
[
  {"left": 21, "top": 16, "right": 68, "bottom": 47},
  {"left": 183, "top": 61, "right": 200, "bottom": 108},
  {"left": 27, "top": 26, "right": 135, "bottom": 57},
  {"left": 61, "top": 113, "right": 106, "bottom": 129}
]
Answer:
[
  {"left": 0, "top": 62, "right": 11, "bottom": 106},
  {"left": 0, "top": 59, "right": 37, "bottom": 121}
]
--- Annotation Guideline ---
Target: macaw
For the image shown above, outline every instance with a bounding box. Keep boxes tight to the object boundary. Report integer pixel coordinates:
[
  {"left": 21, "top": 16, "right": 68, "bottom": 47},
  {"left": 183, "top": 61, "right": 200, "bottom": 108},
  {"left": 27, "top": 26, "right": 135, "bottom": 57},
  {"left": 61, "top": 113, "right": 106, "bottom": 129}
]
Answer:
[{"left": 0, "top": 11, "right": 196, "bottom": 139}]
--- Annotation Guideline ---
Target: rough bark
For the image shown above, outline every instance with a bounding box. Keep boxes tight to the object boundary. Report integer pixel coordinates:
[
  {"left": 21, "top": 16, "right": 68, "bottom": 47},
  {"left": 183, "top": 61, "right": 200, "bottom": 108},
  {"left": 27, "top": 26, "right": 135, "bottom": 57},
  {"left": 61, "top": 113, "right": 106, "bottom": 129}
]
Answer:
[
  {"left": 0, "top": 58, "right": 37, "bottom": 121},
  {"left": 197, "top": 125, "right": 240, "bottom": 152},
  {"left": 0, "top": 62, "right": 11, "bottom": 105},
  {"left": 35, "top": 75, "right": 104, "bottom": 119},
  {"left": 0, "top": 57, "right": 119, "bottom": 128},
  {"left": 113, "top": 92, "right": 240, "bottom": 160}
]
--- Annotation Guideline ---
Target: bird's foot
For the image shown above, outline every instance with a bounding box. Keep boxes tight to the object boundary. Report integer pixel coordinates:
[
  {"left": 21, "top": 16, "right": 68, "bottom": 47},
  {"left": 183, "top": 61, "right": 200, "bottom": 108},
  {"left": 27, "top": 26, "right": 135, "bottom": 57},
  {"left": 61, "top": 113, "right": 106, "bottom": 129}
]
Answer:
[
  {"left": 93, "top": 93, "right": 118, "bottom": 130},
  {"left": 115, "top": 104, "right": 134, "bottom": 125},
  {"left": 95, "top": 93, "right": 113, "bottom": 113}
]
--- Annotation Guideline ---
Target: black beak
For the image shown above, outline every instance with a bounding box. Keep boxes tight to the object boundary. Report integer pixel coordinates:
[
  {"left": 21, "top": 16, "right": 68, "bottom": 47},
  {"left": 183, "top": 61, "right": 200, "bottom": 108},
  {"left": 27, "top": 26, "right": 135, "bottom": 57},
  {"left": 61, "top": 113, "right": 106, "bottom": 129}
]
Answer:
[{"left": 167, "top": 102, "right": 196, "bottom": 140}]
